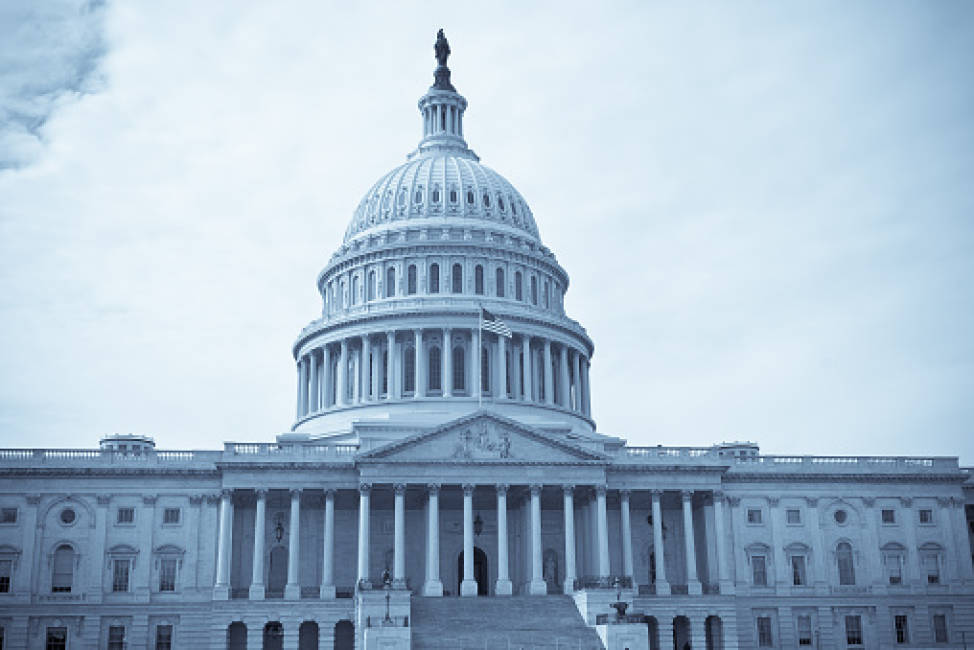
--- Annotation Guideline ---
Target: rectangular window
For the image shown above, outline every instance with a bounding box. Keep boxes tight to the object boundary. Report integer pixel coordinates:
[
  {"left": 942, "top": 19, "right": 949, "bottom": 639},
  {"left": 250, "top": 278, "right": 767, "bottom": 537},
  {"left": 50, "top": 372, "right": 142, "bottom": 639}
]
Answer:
[
  {"left": 756, "top": 617, "right": 774, "bottom": 647},
  {"left": 116, "top": 507, "right": 135, "bottom": 524},
  {"left": 0, "top": 559, "right": 11, "bottom": 593},
  {"left": 46, "top": 627, "right": 67, "bottom": 650},
  {"left": 752, "top": 555, "right": 767, "bottom": 586},
  {"left": 791, "top": 556, "right": 807, "bottom": 586},
  {"left": 796, "top": 615, "right": 812, "bottom": 646},
  {"left": 786, "top": 508, "right": 801, "bottom": 524},
  {"left": 919, "top": 509, "right": 933, "bottom": 524},
  {"left": 108, "top": 625, "right": 125, "bottom": 650},
  {"left": 747, "top": 508, "right": 763, "bottom": 524},
  {"left": 894, "top": 614, "right": 909, "bottom": 644},
  {"left": 845, "top": 615, "right": 863, "bottom": 646},
  {"left": 0, "top": 508, "right": 16, "bottom": 524},
  {"left": 932, "top": 614, "right": 948, "bottom": 643},
  {"left": 882, "top": 508, "right": 896, "bottom": 524},
  {"left": 162, "top": 508, "right": 180, "bottom": 525},
  {"left": 159, "top": 557, "right": 177, "bottom": 592},
  {"left": 156, "top": 624, "right": 173, "bottom": 650},
  {"left": 112, "top": 559, "right": 130, "bottom": 592}
]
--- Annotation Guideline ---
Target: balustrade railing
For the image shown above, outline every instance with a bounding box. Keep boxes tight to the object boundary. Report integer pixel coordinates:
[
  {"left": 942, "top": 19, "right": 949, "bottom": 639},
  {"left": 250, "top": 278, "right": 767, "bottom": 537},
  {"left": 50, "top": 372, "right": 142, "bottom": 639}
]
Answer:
[
  {"left": 223, "top": 442, "right": 358, "bottom": 459},
  {"left": 573, "top": 576, "right": 632, "bottom": 590},
  {"left": 0, "top": 448, "right": 219, "bottom": 466},
  {"left": 620, "top": 447, "right": 955, "bottom": 472}
]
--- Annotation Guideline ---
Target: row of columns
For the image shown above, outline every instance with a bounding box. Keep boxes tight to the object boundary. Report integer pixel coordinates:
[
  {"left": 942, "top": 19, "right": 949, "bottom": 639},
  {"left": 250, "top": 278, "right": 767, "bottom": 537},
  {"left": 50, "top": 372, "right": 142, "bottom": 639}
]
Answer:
[
  {"left": 295, "top": 329, "right": 592, "bottom": 419},
  {"left": 213, "top": 486, "right": 722, "bottom": 599},
  {"left": 424, "top": 101, "right": 463, "bottom": 138}
]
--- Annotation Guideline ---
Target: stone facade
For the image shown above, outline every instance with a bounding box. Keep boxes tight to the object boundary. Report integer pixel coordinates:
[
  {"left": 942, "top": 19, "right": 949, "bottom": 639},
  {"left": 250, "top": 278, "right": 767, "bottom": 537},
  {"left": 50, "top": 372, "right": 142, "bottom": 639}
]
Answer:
[{"left": 1, "top": 33, "right": 973, "bottom": 650}]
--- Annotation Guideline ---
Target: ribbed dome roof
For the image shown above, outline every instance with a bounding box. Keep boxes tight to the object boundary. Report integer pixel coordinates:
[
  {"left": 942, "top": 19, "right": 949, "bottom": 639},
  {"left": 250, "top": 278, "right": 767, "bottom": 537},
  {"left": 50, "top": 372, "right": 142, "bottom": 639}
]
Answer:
[{"left": 343, "top": 152, "right": 539, "bottom": 243}]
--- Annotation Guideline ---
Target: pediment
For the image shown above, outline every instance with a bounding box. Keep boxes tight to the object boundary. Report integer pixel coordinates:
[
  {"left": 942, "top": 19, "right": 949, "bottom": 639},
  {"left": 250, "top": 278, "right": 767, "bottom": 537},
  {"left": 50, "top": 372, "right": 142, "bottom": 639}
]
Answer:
[{"left": 359, "top": 411, "right": 606, "bottom": 464}]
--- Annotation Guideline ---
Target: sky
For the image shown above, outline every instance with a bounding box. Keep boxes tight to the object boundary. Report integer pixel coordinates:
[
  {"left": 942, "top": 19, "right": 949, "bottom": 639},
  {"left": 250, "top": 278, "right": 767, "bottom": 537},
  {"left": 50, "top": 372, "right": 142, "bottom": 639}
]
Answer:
[{"left": 1, "top": 1, "right": 973, "bottom": 462}]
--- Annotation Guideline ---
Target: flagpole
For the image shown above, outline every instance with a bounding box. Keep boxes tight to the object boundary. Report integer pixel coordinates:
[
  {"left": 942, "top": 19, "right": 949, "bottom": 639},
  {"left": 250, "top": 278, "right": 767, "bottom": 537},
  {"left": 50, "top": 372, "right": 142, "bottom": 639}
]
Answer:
[{"left": 477, "top": 304, "right": 483, "bottom": 409}]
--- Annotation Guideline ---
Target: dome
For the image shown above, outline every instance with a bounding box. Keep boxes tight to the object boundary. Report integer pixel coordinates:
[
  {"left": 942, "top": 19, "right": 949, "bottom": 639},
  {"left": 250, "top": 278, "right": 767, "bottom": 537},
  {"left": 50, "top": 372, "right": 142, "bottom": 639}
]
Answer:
[{"left": 344, "top": 154, "right": 540, "bottom": 244}]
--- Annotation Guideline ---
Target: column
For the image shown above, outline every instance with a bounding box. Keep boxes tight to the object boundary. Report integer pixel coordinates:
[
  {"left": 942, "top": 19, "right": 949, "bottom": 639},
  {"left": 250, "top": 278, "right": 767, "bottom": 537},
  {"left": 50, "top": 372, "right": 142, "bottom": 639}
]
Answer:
[
  {"left": 423, "top": 484, "right": 443, "bottom": 596},
  {"left": 543, "top": 340, "right": 554, "bottom": 405},
  {"left": 620, "top": 490, "right": 634, "bottom": 582},
  {"left": 713, "top": 491, "right": 734, "bottom": 594},
  {"left": 386, "top": 332, "right": 396, "bottom": 399},
  {"left": 370, "top": 337, "right": 379, "bottom": 400},
  {"left": 320, "top": 489, "right": 335, "bottom": 598},
  {"left": 443, "top": 327, "right": 452, "bottom": 397},
  {"left": 951, "top": 497, "right": 974, "bottom": 581},
  {"left": 322, "top": 344, "right": 332, "bottom": 408},
  {"left": 17, "top": 495, "right": 40, "bottom": 597},
  {"left": 497, "top": 333, "right": 507, "bottom": 399},
  {"left": 528, "top": 485, "right": 547, "bottom": 594},
  {"left": 249, "top": 489, "right": 267, "bottom": 600},
  {"left": 393, "top": 484, "right": 406, "bottom": 586},
  {"left": 461, "top": 484, "right": 478, "bottom": 596},
  {"left": 284, "top": 489, "right": 301, "bottom": 600},
  {"left": 682, "top": 490, "right": 702, "bottom": 595},
  {"left": 769, "top": 496, "right": 788, "bottom": 589},
  {"left": 581, "top": 357, "right": 591, "bottom": 416},
  {"left": 361, "top": 335, "right": 371, "bottom": 403},
  {"left": 522, "top": 334, "right": 533, "bottom": 401},
  {"left": 805, "top": 497, "right": 827, "bottom": 591},
  {"left": 563, "top": 485, "right": 577, "bottom": 594},
  {"left": 357, "top": 483, "right": 371, "bottom": 587},
  {"left": 495, "top": 484, "right": 513, "bottom": 595},
  {"left": 596, "top": 485, "right": 610, "bottom": 580},
  {"left": 308, "top": 351, "right": 318, "bottom": 413},
  {"left": 213, "top": 489, "right": 232, "bottom": 599},
  {"left": 572, "top": 350, "right": 582, "bottom": 411},
  {"left": 559, "top": 345, "right": 570, "bottom": 407},
  {"left": 651, "top": 490, "right": 670, "bottom": 595},
  {"left": 296, "top": 356, "right": 307, "bottom": 417},
  {"left": 414, "top": 329, "right": 424, "bottom": 398},
  {"left": 338, "top": 339, "right": 348, "bottom": 405}
]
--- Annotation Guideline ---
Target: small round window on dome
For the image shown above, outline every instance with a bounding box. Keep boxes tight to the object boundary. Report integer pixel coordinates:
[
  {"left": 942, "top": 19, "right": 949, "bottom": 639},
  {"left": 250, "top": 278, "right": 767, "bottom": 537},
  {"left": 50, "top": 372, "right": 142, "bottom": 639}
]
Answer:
[
  {"left": 833, "top": 509, "right": 848, "bottom": 524},
  {"left": 483, "top": 193, "right": 490, "bottom": 208},
  {"left": 467, "top": 190, "right": 475, "bottom": 204},
  {"left": 60, "top": 508, "right": 76, "bottom": 525}
]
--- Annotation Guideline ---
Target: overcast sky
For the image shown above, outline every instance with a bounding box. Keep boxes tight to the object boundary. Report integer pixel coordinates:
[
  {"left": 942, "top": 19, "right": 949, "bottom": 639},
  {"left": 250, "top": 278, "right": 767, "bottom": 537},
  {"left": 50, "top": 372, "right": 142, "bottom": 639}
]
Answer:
[{"left": 1, "top": 1, "right": 972, "bottom": 462}]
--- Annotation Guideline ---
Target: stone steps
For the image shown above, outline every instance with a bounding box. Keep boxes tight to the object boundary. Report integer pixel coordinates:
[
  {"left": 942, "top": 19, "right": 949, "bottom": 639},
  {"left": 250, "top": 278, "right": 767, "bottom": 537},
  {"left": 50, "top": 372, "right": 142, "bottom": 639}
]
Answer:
[{"left": 410, "top": 595, "right": 604, "bottom": 650}]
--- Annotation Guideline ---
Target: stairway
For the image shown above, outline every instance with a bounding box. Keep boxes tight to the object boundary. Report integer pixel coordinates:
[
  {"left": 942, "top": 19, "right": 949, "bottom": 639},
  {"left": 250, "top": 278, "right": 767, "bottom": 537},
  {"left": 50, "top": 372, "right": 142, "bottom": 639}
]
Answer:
[{"left": 410, "top": 595, "right": 605, "bottom": 650}]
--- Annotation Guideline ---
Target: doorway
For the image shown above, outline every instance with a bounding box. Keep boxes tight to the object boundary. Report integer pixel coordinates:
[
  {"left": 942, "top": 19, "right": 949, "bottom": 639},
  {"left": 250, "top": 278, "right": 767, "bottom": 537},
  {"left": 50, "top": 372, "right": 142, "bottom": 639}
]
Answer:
[
  {"left": 333, "top": 620, "right": 354, "bottom": 650},
  {"left": 268, "top": 546, "right": 287, "bottom": 596},
  {"left": 457, "top": 547, "right": 489, "bottom": 596}
]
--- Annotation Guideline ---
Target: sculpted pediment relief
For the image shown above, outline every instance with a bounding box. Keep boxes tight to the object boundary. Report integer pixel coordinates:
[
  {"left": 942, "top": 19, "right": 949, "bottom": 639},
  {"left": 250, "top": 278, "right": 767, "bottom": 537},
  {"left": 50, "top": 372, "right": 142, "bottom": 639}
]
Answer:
[{"left": 360, "top": 412, "right": 605, "bottom": 464}]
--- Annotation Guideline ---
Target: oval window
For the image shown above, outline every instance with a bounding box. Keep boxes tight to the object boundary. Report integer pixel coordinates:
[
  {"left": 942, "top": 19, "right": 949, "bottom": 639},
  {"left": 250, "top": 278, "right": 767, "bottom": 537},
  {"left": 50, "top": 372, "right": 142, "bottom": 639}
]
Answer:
[
  {"left": 833, "top": 509, "right": 847, "bottom": 524},
  {"left": 60, "top": 508, "right": 76, "bottom": 525}
]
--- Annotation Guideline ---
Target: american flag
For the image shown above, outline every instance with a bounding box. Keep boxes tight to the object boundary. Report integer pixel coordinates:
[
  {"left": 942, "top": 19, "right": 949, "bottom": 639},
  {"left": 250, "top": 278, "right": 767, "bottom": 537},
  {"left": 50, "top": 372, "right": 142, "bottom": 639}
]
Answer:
[{"left": 480, "top": 308, "right": 512, "bottom": 338}]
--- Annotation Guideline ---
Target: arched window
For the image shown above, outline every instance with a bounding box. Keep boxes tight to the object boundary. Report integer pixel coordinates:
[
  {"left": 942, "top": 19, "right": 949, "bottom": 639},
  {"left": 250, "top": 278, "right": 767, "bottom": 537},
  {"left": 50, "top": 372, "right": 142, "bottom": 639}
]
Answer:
[
  {"left": 836, "top": 542, "right": 855, "bottom": 585},
  {"left": 52, "top": 544, "right": 75, "bottom": 592},
  {"left": 481, "top": 345, "right": 490, "bottom": 395},
  {"left": 452, "top": 264, "right": 463, "bottom": 293},
  {"left": 429, "top": 263, "right": 440, "bottom": 293},
  {"left": 544, "top": 280, "right": 549, "bottom": 308},
  {"left": 531, "top": 276, "right": 538, "bottom": 305},
  {"left": 452, "top": 346, "right": 465, "bottom": 392},
  {"left": 496, "top": 268, "right": 505, "bottom": 297},
  {"left": 515, "top": 271, "right": 523, "bottom": 301},
  {"left": 407, "top": 265, "right": 417, "bottom": 295},
  {"left": 482, "top": 193, "right": 491, "bottom": 208},
  {"left": 351, "top": 276, "right": 359, "bottom": 305},
  {"left": 403, "top": 347, "right": 415, "bottom": 393},
  {"left": 428, "top": 347, "right": 442, "bottom": 391},
  {"left": 340, "top": 280, "right": 347, "bottom": 308},
  {"left": 386, "top": 267, "right": 396, "bottom": 298},
  {"left": 467, "top": 190, "right": 475, "bottom": 205},
  {"left": 475, "top": 265, "right": 484, "bottom": 295},
  {"left": 367, "top": 271, "right": 376, "bottom": 301}
]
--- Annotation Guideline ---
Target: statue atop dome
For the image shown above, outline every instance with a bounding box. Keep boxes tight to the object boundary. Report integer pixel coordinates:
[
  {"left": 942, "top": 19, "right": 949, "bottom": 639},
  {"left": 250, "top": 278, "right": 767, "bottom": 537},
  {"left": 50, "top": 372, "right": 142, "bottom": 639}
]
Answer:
[{"left": 432, "top": 29, "right": 456, "bottom": 91}]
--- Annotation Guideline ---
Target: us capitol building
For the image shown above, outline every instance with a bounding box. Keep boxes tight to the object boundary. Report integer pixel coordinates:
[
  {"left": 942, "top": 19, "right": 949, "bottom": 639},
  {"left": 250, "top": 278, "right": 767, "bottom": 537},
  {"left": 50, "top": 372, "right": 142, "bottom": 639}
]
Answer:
[{"left": 1, "top": 32, "right": 973, "bottom": 650}]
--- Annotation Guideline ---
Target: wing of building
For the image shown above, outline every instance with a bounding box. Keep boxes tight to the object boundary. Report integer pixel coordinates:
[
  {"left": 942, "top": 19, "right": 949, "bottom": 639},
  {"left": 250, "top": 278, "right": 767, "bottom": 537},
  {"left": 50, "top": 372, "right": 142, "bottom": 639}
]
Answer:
[{"left": 2, "top": 31, "right": 973, "bottom": 650}]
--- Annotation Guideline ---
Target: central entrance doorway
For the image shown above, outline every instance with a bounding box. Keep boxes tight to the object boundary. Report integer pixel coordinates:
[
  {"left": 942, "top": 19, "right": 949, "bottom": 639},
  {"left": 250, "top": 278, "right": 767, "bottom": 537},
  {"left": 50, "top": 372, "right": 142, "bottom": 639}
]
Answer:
[{"left": 457, "top": 547, "right": 489, "bottom": 596}]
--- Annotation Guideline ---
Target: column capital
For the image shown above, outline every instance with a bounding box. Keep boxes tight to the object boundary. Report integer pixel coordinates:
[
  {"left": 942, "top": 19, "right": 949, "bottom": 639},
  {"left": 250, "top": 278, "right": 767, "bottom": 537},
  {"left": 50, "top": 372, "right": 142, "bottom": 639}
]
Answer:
[
  {"left": 863, "top": 496, "right": 876, "bottom": 507},
  {"left": 899, "top": 496, "right": 912, "bottom": 507},
  {"left": 324, "top": 488, "right": 336, "bottom": 499},
  {"left": 562, "top": 484, "right": 575, "bottom": 495},
  {"left": 530, "top": 484, "right": 543, "bottom": 496},
  {"left": 727, "top": 496, "right": 741, "bottom": 507},
  {"left": 26, "top": 494, "right": 42, "bottom": 505},
  {"left": 359, "top": 483, "right": 372, "bottom": 495},
  {"left": 426, "top": 483, "right": 440, "bottom": 495},
  {"left": 651, "top": 489, "right": 664, "bottom": 498},
  {"left": 290, "top": 488, "right": 302, "bottom": 499},
  {"left": 142, "top": 494, "right": 157, "bottom": 506},
  {"left": 713, "top": 490, "right": 724, "bottom": 500},
  {"left": 96, "top": 494, "right": 112, "bottom": 506},
  {"left": 619, "top": 489, "right": 631, "bottom": 499},
  {"left": 462, "top": 484, "right": 476, "bottom": 496},
  {"left": 495, "top": 484, "right": 509, "bottom": 496},
  {"left": 594, "top": 485, "right": 607, "bottom": 497},
  {"left": 394, "top": 483, "right": 407, "bottom": 496},
  {"left": 255, "top": 489, "right": 268, "bottom": 500},
  {"left": 189, "top": 494, "right": 205, "bottom": 505},
  {"left": 804, "top": 496, "right": 818, "bottom": 507},
  {"left": 221, "top": 488, "right": 233, "bottom": 499},
  {"left": 680, "top": 489, "right": 694, "bottom": 501},
  {"left": 767, "top": 496, "right": 779, "bottom": 507}
]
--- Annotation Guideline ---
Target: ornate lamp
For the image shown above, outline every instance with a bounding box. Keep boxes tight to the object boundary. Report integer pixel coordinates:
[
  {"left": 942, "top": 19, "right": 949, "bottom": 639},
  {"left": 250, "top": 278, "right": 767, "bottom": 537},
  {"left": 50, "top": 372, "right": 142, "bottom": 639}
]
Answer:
[{"left": 473, "top": 513, "right": 484, "bottom": 536}]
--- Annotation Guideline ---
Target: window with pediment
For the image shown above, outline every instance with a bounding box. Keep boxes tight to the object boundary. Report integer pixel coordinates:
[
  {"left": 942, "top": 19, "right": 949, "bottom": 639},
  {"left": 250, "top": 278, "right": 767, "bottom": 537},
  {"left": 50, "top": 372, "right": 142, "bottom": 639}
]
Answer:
[
  {"left": 919, "top": 542, "right": 944, "bottom": 584},
  {"left": 107, "top": 544, "right": 138, "bottom": 593},
  {"left": 786, "top": 543, "right": 810, "bottom": 586},
  {"left": 881, "top": 542, "right": 906, "bottom": 585},
  {"left": 836, "top": 541, "right": 855, "bottom": 585},
  {"left": 154, "top": 545, "right": 184, "bottom": 593},
  {"left": 746, "top": 544, "right": 771, "bottom": 587},
  {"left": 0, "top": 544, "right": 19, "bottom": 593}
]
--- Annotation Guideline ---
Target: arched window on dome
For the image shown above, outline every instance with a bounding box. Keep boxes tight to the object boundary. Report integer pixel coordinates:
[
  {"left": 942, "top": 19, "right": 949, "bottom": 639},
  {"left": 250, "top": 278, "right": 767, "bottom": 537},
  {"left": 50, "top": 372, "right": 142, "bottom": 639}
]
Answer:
[
  {"left": 407, "top": 265, "right": 417, "bottom": 295},
  {"left": 52, "top": 544, "right": 75, "bottom": 593},
  {"left": 341, "top": 280, "right": 347, "bottom": 308},
  {"left": 836, "top": 542, "right": 855, "bottom": 585},
  {"left": 452, "top": 346, "right": 465, "bottom": 393},
  {"left": 482, "top": 193, "right": 491, "bottom": 208},
  {"left": 496, "top": 268, "right": 505, "bottom": 298},
  {"left": 531, "top": 276, "right": 538, "bottom": 305},
  {"left": 515, "top": 272, "right": 523, "bottom": 301},
  {"left": 397, "top": 189, "right": 407, "bottom": 207},
  {"left": 367, "top": 271, "right": 376, "bottom": 301},
  {"left": 428, "top": 347, "right": 441, "bottom": 392},
  {"left": 512, "top": 201, "right": 518, "bottom": 216},
  {"left": 403, "top": 347, "right": 415, "bottom": 394},
  {"left": 449, "top": 189, "right": 458, "bottom": 204},
  {"left": 432, "top": 188, "right": 440, "bottom": 203},
  {"left": 429, "top": 263, "right": 440, "bottom": 294},
  {"left": 475, "top": 265, "right": 484, "bottom": 295},
  {"left": 498, "top": 195, "right": 505, "bottom": 212},
  {"left": 452, "top": 264, "right": 463, "bottom": 293},
  {"left": 386, "top": 267, "right": 396, "bottom": 298},
  {"left": 480, "top": 345, "right": 490, "bottom": 395},
  {"left": 414, "top": 187, "right": 423, "bottom": 204},
  {"left": 544, "top": 280, "right": 549, "bottom": 309},
  {"left": 351, "top": 276, "right": 359, "bottom": 305},
  {"left": 467, "top": 190, "right": 475, "bottom": 205}
]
